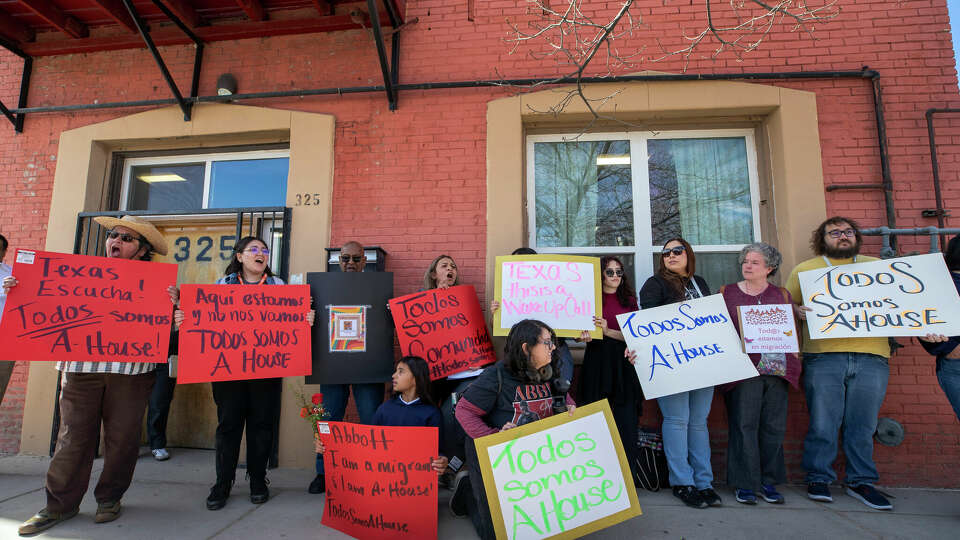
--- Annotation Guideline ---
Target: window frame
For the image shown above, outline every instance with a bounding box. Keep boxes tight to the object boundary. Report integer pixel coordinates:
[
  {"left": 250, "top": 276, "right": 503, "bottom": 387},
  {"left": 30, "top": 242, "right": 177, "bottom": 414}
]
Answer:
[
  {"left": 526, "top": 128, "right": 763, "bottom": 287},
  {"left": 119, "top": 148, "right": 291, "bottom": 211}
]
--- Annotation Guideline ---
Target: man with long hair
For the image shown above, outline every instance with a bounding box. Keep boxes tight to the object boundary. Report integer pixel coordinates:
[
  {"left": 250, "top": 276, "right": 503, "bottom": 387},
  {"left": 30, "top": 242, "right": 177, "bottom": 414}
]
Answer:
[{"left": 784, "top": 216, "right": 893, "bottom": 511}]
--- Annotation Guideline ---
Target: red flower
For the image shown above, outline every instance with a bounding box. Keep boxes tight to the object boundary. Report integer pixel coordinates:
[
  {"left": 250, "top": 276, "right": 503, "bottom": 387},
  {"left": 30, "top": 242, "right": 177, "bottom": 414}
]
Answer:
[
  {"left": 312, "top": 393, "right": 323, "bottom": 405},
  {"left": 300, "top": 407, "right": 309, "bottom": 418}
]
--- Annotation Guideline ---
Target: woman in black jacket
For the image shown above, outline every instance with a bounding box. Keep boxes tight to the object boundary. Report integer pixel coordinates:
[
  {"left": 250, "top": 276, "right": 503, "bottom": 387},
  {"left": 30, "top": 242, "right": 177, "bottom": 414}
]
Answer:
[
  {"left": 578, "top": 255, "right": 643, "bottom": 484},
  {"left": 637, "top": 238, "right": 720, "bottom": 510}
]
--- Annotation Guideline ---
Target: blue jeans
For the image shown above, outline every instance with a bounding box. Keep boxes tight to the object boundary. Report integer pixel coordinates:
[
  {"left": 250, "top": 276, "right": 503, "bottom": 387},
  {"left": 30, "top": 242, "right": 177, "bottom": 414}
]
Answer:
[
  {"left": 802, "top": 352, "right": 888, "bottom": 486},
  {"left": 937, "top": 358, "right": 960, "bottom": 420},
  {"left": 657, "top": 386, "right": 714, "bottom": 489},
  {"left": 315, "top": 383, "right": 385, "bottom": 474}
]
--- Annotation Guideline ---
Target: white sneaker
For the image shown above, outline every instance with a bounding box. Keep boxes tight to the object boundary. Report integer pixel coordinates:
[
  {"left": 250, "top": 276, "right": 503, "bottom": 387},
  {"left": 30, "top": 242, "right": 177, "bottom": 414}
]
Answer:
[{"left": 151, "top": 448, "right": 170, "bottom": 461}]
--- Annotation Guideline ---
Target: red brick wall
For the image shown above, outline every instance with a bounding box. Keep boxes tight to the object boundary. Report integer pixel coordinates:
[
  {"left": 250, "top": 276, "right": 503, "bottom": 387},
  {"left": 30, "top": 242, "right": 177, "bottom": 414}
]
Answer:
[{"left": 1, "top": 0, "right": 959, "bottom": 486}]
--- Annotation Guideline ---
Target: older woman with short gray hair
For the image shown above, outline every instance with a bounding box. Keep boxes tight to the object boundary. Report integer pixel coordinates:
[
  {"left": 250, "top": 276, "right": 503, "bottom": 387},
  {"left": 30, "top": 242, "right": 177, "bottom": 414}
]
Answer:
[
  {"left": 719, "top": 242, "right": 800, "bottom": 506},
  {"left": 738, "top": 242, "right": 782, "bottom": 275}
]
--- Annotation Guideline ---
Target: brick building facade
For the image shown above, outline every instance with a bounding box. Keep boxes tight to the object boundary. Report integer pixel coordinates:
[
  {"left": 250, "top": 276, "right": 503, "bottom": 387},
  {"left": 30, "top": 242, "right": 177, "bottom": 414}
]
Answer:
[{"left": 0, "top": 0, "right": 958, "bottom": 487}]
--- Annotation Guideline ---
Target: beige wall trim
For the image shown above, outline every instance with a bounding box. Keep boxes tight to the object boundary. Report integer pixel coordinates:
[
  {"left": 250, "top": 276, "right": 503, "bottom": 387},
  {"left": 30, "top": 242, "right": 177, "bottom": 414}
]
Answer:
[
  {"left": 486, "top": 79, "right": 827, "bottom": 305},
  {"left": 21, "top": 104, "right": 335, "bottom": 470}
]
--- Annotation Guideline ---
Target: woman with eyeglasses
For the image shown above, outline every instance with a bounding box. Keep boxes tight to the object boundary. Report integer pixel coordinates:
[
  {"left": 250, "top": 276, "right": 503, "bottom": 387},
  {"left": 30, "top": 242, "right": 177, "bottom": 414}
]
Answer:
[
  {"left": 453, "top": 319, "right": 575, "bottom": 539},
  {"left": 578, "top": 255, "right": 643, "bottom": 485},
  {"left": 175, "top": 236, "right": 314, "bottom": 511},
  {"left": 636, "top": 238, "right": 721, "bottom": 509}
]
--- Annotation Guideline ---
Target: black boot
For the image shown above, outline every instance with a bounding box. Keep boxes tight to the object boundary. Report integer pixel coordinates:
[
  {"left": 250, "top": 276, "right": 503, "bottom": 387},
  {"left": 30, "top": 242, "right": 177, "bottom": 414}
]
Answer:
[
  {"left": 308, "top": 474, "right": 326, "bottom": 494},
  {"left": 206, "top": 480, "right": 232, "bottom": 511},
  {"left": 250, "top": 476, "right": 270, "bottom": 504}
]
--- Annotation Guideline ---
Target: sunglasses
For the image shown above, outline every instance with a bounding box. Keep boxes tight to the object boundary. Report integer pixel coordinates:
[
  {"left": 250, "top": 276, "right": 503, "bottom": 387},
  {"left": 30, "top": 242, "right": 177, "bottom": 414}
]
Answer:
[
  {"left": 662, "top": 246, "right": 686, "bottom": 257},
  {"left": 106, "top": 230, "right": 141, "bottom": 244},
  {"left": 826, "top": 229, "right": 856, "bottom": 239},
  {"left": 341, "top": 255, "right": 365, "bottom": 263},
  {"left": 243, "top": 247, "right": 270, "bottom": 255},
  {"left": 604, "top": 269, "right": 624, "bottom": 277}
]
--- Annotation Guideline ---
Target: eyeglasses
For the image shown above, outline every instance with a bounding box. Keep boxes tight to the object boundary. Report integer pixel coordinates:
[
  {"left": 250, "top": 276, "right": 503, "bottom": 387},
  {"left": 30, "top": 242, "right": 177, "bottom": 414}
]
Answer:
[
  {"left": 826, "top": 229, "right": 856, "bottom": 239},
  {"left": 604, "top": 269, "right": 624, "bottom": 277},
  {"left": 537, "top": 339, "right": 556, "bottom": 349},
  {"left": 341, "top": 255, "right": 365, "bottom": 263},
  {"left": 106, "top": 230, "right": 141, "bottom": 244},
  {"left": 243, "top": 247, "right": 270, "bottom": 255},
  {"left": 662, "top": 246, "right": 686, "bottom": 257}
]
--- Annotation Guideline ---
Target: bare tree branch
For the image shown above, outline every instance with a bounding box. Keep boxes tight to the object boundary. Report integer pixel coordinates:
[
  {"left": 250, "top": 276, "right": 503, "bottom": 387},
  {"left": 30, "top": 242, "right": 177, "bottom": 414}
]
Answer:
[{"left": 502, "top": 0, "right": 841, "bottom": 136}]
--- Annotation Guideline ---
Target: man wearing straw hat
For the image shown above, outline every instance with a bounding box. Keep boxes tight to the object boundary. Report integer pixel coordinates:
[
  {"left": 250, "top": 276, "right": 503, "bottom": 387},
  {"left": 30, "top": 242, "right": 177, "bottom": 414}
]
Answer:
[{"left": 7, "top": 215, "right": 176, "bottom": 536}]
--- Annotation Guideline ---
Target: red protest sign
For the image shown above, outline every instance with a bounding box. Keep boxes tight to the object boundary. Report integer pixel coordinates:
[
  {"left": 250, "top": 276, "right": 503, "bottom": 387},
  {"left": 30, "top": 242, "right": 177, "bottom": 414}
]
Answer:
[
  {"left": 177, "top": 284, "right": 312, "bottom": 384},
  {"left": 0, "top": 249, "right": 177, "bottom": 363},
  {"left": 320, "top": 422, "right": 438, "bottom": 540},
  {"left": 389, "top": 285, "right": 496, "bottom": 380}
]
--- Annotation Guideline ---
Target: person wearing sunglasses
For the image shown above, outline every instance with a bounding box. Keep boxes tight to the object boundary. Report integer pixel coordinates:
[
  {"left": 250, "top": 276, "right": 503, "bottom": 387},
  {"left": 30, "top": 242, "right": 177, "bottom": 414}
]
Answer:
[
  {"left": 636, "top": 237, "right": 720, "bottom": 509},
  {"left": 453, "top": 319, "right": 576, "bottom": 539},
  {"left": 578, "top": 255, "right": 643, "bottom": 486},
  {"left": 174, "top": 235, "right": 314, "bottom": 511},
  {"left": 784, "top": 217, "right": 893, "bottom": 511},
  {"left": 11, "top": 215, "right": 177, "bottom": 535},
  {"left": 308, "top": 241, "right": 386, "bottom": 495}
]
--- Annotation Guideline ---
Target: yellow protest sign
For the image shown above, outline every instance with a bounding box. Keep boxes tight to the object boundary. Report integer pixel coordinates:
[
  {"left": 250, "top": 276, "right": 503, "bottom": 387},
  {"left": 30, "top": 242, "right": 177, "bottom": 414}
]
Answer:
[
  {"left": 494, "top": 255, "right": 602, "bottom": 339},
  {"left": 474, "top": 399, "right": 642, "bottom": 540}
]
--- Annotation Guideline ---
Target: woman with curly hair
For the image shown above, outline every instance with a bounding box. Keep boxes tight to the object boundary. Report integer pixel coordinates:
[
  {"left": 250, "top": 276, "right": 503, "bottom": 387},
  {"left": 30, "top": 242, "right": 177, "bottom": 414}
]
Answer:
[{"left": 453, "top": 319, "right": 575, "bottom": 540}]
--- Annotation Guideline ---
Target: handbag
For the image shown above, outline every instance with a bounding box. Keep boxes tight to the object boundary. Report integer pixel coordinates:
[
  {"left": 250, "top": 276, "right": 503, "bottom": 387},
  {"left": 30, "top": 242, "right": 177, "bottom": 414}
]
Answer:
[{"left": 635, "top": 427, "right": 669, "bottom": 492}]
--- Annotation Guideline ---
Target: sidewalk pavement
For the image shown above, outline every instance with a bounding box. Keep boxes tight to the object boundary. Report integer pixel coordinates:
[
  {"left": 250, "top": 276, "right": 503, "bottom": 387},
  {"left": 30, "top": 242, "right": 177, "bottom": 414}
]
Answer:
[{"left": 0, "top": 449, "right": 957, "bottom": 539}]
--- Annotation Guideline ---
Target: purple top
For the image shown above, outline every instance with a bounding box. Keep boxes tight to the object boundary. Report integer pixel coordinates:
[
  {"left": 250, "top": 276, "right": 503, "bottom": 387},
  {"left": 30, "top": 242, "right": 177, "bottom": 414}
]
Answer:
[
  {"left": 721, "top": 283, "right": 801, "bottom": 389},
  {"left": 602, "top": 292, "right": 637, "bottom": 332}
]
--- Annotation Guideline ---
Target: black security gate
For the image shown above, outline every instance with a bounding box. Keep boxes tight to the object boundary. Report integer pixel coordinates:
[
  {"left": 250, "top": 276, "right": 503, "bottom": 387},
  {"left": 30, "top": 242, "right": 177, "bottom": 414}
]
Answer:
[
  {"left": 51, "top": 207, "right": 292, "bottom": 470},
  {"left": 72, "top": 207, "right": 292, "bottom": 279}
]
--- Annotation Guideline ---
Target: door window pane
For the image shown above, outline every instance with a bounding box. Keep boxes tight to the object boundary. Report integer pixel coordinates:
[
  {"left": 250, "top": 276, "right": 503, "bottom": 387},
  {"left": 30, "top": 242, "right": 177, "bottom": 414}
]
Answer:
[
  {"left": 648, "top": 137, "right": 753, "bottom": 245},
  {"left": 208, "top": 158, "right": 289, "bottom": 208},
  {"left": 534, "top": 140, "right": 633, "bottom": 248},
  {"left": 127, "top": 163, "right": 205, "bottom": 211}
]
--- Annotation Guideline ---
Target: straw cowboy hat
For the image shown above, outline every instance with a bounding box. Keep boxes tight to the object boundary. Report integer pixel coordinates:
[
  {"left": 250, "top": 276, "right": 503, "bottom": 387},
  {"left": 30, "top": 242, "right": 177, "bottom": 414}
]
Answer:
[{"left": 92, "top": 215, "right": 168, "bottom": 256}]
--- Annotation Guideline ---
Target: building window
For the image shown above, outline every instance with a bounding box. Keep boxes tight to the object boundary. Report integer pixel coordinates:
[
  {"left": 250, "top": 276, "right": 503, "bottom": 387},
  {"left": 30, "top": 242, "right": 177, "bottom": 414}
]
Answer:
[
  {"left": 527, "top": 130, "right": 761, "bottom": 291},
  {"left": 120, "top": 149, "right": 290, "bottom": 212}
]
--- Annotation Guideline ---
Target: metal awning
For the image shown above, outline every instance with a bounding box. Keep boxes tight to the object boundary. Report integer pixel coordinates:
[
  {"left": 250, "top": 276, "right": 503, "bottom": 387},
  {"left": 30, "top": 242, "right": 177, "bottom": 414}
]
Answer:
[{"left": 0, "top": 0, "right": 404, "bottom": 131}]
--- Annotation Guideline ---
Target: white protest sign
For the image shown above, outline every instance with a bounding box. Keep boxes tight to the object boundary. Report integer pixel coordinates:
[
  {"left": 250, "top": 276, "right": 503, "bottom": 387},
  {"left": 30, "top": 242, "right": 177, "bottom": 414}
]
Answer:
[
  {"left": 475, "top": 400, "right": 641, "bottom": 540},
  {"left": 738, "top": 304, "right": 799, "bottom": 354},
  {"left": 494, "top": 255, "right": 602, "bottom": 339},
  {"left": 798, "top": 253, "right": 960, "bottom": 339},
  {"left": 617, "top": 294, "right": 758, "bottom": 399}
]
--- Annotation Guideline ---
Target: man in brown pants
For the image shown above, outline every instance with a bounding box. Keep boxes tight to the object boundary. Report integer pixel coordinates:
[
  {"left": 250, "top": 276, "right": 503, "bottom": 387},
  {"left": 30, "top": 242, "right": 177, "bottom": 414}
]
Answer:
[{"left": 5, "top": 216, "right": 174, "bottom": 536}]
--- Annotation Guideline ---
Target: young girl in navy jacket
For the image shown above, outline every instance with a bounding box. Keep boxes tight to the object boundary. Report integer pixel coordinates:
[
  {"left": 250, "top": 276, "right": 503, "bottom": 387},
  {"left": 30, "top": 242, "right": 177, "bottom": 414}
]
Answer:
[{"left": 316, "top": 356, "right": 448, "bottom": 474}]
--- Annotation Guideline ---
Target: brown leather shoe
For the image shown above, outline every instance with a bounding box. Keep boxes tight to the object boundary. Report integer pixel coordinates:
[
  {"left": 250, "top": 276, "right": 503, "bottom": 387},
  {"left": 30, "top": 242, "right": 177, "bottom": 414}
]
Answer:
[
  {"left": 94, "top": 501, "right": 122, "bottom": 523},
  {"left": 18, "top": 508, "right": 79, "bottom": 536}
]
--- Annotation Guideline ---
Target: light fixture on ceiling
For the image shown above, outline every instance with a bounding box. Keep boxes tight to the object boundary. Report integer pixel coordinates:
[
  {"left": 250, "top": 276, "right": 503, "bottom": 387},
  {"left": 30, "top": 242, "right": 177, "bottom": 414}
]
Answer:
[
  {"left": 596, "top": 154, "right": 631, "bottom": 166},
  {"left": 217, "top": 73, "right": 238, "bottom": 96},
  {"left": 137, "top": 173, "right": 188, "bottom": 183}
]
